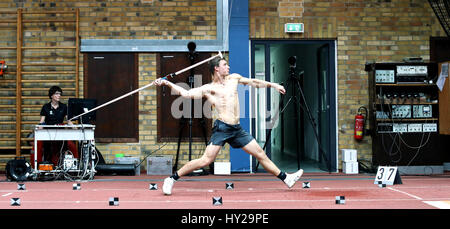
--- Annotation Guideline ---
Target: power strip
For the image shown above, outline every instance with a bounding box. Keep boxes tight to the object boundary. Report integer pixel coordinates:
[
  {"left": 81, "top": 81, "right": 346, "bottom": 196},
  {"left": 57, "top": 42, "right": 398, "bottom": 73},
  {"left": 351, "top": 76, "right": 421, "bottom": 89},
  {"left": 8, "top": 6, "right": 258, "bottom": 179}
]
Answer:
[
  {"left": 377, "top": 123, "right": 437, "bottom": 133},
  {"left": 375, "top": 70, "right": 395, "bottom": 83},
  {"left": 423, "top": 123, "right": 437, "bottom": 132},
  {"left": 391, "top": 105, "right": 411, "bottom": 119},
  {"left": 407, "top": 123, "right": 422, "bottom": 132},
  {"left": 377, "top": 123, "right": 393, "bottom": 133},
  {"left": 376, "top": 111, "right": 389, "bottom": 119},
  {"left": 393, "top": 123, "right": 408, "bottom": 133}
]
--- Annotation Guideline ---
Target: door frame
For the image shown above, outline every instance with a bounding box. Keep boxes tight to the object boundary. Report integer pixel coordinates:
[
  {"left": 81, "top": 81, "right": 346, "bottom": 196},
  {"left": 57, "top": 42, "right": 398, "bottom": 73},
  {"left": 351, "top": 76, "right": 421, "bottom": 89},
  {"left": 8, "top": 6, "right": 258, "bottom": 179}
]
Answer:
[{"left": 250, "top": 39, "right": 338, "bottom": 172}]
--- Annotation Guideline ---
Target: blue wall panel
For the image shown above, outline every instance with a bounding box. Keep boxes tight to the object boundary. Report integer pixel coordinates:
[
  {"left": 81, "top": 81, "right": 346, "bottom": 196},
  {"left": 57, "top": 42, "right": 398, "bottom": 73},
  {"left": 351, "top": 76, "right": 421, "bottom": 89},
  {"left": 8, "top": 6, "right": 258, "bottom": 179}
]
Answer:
[{"left": 228, "top": 0, "right": 250, "bottom": 172}]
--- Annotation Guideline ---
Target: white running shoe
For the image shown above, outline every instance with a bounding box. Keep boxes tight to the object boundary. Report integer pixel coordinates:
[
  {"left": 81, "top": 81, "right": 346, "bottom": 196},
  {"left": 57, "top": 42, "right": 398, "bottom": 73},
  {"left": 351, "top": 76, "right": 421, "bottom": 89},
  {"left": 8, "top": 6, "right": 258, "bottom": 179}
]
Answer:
[
  {"left": 283, "top": 169, "right": 304, "bottom": 188},
  {"left": 163, "top": 177, "right": 176, "bottom": 195}
]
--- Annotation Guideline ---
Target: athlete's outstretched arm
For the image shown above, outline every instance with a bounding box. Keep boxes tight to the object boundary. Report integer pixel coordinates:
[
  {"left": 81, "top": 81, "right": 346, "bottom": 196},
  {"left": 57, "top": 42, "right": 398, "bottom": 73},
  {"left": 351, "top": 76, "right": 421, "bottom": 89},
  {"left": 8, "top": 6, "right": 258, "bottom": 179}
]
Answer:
[
  {"left": 154, "top": 78, "right": 205, "bottom": 99},
  {"left": 233, "top": 74, "right": 286, "bottom": 94}
]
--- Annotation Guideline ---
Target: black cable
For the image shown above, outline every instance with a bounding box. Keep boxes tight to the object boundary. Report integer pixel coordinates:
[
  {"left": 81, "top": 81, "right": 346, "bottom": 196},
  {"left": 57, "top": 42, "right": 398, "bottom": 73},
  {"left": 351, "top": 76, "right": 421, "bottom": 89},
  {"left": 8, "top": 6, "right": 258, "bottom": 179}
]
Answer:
[{"left": 135, "top": 142, "right": 169, "bottom": 169}]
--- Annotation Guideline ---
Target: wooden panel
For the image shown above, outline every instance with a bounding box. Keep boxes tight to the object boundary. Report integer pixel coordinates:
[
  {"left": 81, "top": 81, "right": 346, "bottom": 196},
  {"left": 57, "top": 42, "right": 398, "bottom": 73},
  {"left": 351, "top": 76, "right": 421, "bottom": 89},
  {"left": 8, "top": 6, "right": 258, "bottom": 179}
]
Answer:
[
  {"left": 439, "top": 61, "right": 450, "bottom": 135},
  {"left": 157, "top": 52, "right": 212, "bottom": 142},
  {"left": 84, "top": 53, "right": 139, "bottom": 143}
]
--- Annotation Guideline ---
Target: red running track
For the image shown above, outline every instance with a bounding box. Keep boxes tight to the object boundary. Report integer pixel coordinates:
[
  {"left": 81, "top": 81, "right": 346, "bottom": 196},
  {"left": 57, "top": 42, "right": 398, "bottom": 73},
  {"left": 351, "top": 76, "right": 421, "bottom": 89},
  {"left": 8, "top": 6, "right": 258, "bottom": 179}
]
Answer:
[{"left": 1, "top": 173, "right": 450, "bottom": 209}]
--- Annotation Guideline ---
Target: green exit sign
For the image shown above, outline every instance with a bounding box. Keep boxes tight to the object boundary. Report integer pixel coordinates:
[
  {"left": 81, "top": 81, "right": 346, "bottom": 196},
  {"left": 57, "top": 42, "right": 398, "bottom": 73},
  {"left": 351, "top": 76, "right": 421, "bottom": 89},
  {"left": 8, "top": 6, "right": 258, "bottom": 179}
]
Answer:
[{"left": 285, "top": 23, "right": 304, "bottom": 33}]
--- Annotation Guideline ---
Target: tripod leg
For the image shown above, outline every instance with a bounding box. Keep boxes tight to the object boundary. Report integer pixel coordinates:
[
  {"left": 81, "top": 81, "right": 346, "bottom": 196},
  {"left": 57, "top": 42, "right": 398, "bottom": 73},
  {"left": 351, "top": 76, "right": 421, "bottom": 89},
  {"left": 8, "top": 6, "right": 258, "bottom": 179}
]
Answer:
[
  {"left": 255, "top": 82, "right": 292, "bottom": 171},
  {"left": 293, "top": 96, "right": 301, "bottom": 170},
  {"left": 294, "top": 79, "right": 331, "bottom": 172},
  {"left": 174, "top": 119, "right": 186, "bottom": 172}
]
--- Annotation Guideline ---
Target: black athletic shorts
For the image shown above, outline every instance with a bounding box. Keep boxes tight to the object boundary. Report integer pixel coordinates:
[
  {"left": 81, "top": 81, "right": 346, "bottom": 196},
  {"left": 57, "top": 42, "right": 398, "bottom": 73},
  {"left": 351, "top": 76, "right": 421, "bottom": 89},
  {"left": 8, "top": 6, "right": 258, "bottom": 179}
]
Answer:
[{"left": 209, "top": 119, "right": 254, "bottom": 148}]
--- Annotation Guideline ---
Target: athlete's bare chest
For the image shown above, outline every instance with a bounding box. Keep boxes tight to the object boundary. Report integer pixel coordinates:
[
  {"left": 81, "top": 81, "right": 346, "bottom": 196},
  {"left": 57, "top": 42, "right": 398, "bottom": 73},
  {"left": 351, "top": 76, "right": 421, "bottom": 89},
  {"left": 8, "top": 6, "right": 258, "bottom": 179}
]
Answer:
[{"left": 207, "top": 79, "right": 238, "bottom": 98}]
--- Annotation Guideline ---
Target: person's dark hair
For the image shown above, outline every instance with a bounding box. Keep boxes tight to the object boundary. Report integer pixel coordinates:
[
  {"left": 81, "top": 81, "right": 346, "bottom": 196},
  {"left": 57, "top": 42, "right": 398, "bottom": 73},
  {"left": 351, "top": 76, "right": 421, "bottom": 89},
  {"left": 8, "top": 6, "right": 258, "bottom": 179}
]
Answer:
[
  {"left": 208, "top": 56, "right": 226, "bottom": 75},
  {"left": 48, "top": 86, "right": 62, "bottom": 99}
]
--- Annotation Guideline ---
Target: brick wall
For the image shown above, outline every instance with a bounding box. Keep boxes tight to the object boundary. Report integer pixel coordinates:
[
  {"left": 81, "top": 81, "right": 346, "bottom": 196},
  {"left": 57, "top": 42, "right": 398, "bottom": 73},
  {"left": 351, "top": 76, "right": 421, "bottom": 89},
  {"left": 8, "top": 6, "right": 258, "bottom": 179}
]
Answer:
[
  {"left": 0, "top": 0, "right": 226, "bottom": 172},
  {"left": 78, "top": 0, "right": 217, "bottom": 40},
  {"left": 0, "top": 0, "right": 445, "bottom": 172},
  {"left": 79, "top": 0, "right": 229, "bottom": 169},
  {"left": 249, "top": 0, "right": 444, "bottom": 165}
]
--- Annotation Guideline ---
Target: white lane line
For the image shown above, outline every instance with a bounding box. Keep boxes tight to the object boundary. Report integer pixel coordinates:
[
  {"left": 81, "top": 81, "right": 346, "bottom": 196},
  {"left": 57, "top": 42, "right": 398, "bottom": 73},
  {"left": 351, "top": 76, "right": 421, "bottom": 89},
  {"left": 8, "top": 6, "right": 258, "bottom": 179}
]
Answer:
[
  {"left": 423, "top": 201, "right": 450, "bottom": 209},
  {"left": 2, "top": 193, "right": 12, "bottom": 197},
  {"left": 388, "top": 187, "right": 423, "bottom": 200}
]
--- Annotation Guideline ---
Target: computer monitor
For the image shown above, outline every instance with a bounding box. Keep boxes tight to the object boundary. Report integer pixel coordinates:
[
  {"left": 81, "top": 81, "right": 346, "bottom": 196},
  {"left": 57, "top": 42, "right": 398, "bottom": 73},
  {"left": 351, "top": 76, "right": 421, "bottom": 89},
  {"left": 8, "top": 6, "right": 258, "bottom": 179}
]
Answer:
[{"left": 68, "top": 98, "right": 97, "bottom": 124}]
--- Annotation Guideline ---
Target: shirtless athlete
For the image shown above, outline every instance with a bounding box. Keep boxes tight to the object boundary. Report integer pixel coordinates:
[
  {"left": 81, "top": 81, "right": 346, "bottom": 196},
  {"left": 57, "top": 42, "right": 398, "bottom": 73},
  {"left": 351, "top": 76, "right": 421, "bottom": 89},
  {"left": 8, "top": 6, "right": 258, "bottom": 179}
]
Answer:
[{"left": 154, "top": 57, "right": 304, "bottom": 195}]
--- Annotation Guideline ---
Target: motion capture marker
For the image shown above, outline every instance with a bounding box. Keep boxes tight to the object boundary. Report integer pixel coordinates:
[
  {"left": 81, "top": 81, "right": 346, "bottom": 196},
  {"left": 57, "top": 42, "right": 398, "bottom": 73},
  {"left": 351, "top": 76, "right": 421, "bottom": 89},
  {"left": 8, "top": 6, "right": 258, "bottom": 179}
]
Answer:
[
  {"left": 302, "top": 182, "right": 310, "bottom": 189},
  {"left": 212, "top": 197, "right": 223, "bottom": 206},
  {"left": 73, "top": 183, "right": 81, "bottom": 190},
  {"left": 17, "top": 183, "right": 25, "bottom": 190},
  {"left": 377, "top": 181, "right": 386, "bottom": 188},
  {"left": 335, "top": 196, "right": 345, "bottom": 205},
  {"left": 226, "top": 182, "right": 234, "bottom": 190},
  {"left": 10, "top": 198, "right": 21, "bottom": 206},
  {"left": 149, "top": 183, "right": 158, "bottom": 190},
  {"left": 109, "top": 197, "right": 119, "bottom": 206}
]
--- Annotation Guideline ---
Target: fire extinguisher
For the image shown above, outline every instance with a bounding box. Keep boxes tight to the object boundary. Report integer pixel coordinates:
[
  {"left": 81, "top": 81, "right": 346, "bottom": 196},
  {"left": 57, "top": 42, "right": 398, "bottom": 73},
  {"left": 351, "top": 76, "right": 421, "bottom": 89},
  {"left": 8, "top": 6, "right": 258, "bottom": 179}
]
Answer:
[
  {"left": 354, "top": 106, "right": 367, "bottom": 140},
  {"left": 0, "top": 60, "right": 7, "bottom": 76}
]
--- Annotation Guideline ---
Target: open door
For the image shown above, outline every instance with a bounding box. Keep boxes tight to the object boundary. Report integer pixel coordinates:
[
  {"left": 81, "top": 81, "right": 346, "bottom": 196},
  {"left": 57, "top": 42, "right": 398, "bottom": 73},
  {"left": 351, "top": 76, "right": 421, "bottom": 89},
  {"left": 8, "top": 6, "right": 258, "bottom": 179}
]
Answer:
[
  {"left": 251, "top": 40, "right": 337, "bottom": 173},
  {"left": 317, "top": 44, "right": 331, "bottom": 171},
  {"left": 317, "top": 43, "right": 337, "bottom": 172}
]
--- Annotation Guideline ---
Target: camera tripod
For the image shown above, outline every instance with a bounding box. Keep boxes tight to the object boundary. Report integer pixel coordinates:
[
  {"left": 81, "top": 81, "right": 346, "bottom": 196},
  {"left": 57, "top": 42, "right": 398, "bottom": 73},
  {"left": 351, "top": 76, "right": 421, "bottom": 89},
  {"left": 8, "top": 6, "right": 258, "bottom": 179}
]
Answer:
[
  {"left": 255, "top": 63, "right": 331, "bottom": 173},
  {"left": 173, "top": 42, "right": 210, "bottom": 175}
]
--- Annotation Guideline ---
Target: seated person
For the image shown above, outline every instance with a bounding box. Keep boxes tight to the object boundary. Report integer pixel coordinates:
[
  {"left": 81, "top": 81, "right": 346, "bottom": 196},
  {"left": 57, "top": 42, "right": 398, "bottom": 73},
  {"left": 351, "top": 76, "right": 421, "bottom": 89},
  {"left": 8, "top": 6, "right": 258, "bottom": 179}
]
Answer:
[{"left": 35, "top": 86, "right": 78, "bottom": 167}]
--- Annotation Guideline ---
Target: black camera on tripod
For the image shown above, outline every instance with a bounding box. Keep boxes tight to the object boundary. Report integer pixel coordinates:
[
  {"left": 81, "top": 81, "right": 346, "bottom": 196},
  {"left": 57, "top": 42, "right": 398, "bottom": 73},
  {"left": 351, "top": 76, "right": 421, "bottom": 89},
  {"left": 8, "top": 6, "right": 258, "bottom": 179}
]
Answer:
[
  {"left": 288, "top": 56, "right": 297, "bottom": 68},
  {"left": 187, "top": 41, "right": 198, "bottom": 62},
  {"left": 288, "top": 56, "right": 297, "bottom": 74},
  {"left": 288, "top": 56, "right": 304, "bottom": 79}
]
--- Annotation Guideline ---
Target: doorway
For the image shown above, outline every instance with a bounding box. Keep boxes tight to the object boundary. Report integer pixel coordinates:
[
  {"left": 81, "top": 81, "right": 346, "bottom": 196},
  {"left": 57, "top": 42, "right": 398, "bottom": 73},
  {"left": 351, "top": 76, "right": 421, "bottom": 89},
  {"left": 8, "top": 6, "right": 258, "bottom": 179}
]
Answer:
[{"left": 250, "top": 40, "right": 337, "bottom": 173}]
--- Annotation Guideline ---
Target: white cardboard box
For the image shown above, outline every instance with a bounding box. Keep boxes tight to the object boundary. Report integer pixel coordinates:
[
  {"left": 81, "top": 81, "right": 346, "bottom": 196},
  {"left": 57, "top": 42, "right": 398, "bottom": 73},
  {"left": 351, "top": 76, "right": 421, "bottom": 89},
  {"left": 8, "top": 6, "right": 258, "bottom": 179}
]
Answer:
[
  {"left": 341, "top": 149, "right": 357, "bottom": 162},
  {"left": 214, "top": 162, "right": 231, "bottom": 175},
  {"left": 343, "top": 161, "right": 359, "bottom": 174}
]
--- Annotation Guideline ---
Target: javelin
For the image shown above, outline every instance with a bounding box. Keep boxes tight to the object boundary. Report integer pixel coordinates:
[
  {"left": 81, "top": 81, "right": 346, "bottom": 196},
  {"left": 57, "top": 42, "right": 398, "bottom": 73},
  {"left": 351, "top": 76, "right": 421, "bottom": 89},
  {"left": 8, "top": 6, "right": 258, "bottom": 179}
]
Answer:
[{"left": 69, "top": 51, "right": 223, "bottom": 121}]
